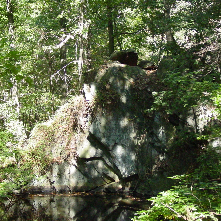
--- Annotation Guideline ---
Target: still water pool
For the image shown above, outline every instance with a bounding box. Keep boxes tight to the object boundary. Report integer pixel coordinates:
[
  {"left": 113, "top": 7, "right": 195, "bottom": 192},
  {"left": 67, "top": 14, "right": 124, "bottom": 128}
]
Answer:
[{"left": 1, "top": 193, "right": 149, "bottom": 221}]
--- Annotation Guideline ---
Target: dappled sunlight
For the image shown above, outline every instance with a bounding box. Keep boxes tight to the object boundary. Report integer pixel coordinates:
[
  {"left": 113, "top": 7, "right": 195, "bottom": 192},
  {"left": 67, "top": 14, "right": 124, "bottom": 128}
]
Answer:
[
  {"left": 120, "top": 117, "right": 129, "bottom": 127},
  {"left": 0, "top": 0, "right": 220, "bottom": 220},
  {"left": 120, "top": 94, "right": 127, "bottom": 103}
]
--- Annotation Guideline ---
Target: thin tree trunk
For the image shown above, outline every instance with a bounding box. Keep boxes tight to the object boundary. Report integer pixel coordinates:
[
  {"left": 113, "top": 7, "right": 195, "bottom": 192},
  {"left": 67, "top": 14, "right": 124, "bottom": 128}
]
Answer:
[
  {"left": 78, "top": 0, "right": 84, "bottom": 91},
  {"left": 86, "top": 24, "right": 92, "bottom": 69},
  {"left": 6, "top": 0, "right": 14, "bottom": 38},
  {"left": 107, "top": 1, "right": 114, "bottom": 55},
  {"left": 6, "top": 0, "right": 20, "bottom": 115},
  {"left": 60, "top": 17, "right": 68, "bottom": 97},
  {"left": 164, "top": 0, "right": 180, "bottom": 54}
]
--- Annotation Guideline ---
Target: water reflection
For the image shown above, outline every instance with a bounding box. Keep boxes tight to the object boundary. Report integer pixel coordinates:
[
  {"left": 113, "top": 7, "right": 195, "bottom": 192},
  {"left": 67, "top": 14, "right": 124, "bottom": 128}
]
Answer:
[{"left": 1, "top": 194, "right": 149, "bottom": 221}]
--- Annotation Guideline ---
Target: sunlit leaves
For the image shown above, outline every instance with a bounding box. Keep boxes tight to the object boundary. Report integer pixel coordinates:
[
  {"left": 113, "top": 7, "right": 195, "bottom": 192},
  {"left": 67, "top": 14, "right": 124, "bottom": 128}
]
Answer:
[{"left": 150, "top": 70, "right": 220, "bottom": 115}]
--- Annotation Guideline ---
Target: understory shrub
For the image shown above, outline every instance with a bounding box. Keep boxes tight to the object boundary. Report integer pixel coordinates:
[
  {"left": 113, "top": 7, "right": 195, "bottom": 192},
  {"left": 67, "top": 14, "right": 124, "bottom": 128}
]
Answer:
[{"left": 133, "top": 148, "right": 221, "bottom": 221}]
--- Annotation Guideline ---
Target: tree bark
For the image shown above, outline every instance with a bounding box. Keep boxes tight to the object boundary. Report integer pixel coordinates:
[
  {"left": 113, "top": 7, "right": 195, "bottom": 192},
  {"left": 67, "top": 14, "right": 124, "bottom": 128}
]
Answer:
[
  {"left": 6, "top": 0, "right": 20, "bottom": 115},
  {"left": 6, "top": 0, "right": 14, "bottom": 38},
  {"left": 59, "top": 16, "right": 68, "bottom": 97},
  {"left": 164, "top": 0, "right": 180, "bottom": 54},
  {"left": 107, "top": 1, "right": 114, "bottom": 55},
  {"left": 78, "top": 0, "right": 84, "bottom": 91}
]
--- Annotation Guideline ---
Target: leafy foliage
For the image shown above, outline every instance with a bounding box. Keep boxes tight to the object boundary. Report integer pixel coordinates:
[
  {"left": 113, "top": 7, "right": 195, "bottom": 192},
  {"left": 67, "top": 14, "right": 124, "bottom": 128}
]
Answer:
[
  {"left": 0, "top": 130, "right": 27, "bottom": 197},
  {"left": 133, "top": 149, "right": 221, "bottom": 221},
  {"left": 149, "top": 71, "right": 220, "bottom": 115},
  {"left": 0, "top": 127, "right": 53, "bottom": 198}
]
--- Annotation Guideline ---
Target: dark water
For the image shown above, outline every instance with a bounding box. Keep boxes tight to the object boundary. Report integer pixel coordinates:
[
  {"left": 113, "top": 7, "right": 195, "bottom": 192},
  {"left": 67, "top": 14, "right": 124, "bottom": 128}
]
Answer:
[{"left": 1, "top": 194, "right": 149, "bottom": 221}]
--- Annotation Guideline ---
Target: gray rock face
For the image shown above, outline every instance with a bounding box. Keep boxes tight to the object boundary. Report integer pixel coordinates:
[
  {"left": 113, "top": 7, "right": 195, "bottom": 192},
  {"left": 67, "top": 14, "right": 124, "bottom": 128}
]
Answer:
[{"left": 28, "top": 63, "right": 218, "bottom": 196}]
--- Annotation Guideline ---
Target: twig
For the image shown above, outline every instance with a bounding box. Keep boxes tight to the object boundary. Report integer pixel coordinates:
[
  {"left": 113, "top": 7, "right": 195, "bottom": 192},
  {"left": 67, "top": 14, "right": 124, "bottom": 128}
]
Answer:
[{"left": 161, "top": 203, "right": 187, "bottom": 220}]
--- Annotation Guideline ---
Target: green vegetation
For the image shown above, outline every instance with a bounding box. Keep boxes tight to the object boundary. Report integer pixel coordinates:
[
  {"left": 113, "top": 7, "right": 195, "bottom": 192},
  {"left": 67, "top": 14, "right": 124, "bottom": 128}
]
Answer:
[
  {"left": 132, "top": 62, "right": 221, "bottom": 220},
  {"left": 133, "top": 148, "right": 221, "bottom": 221},
  {"left": 0, "top": 129, "right": 49, "bottom": 197},
  {"left": 0, "top": 0, "right": 220, "bottom": 220}
]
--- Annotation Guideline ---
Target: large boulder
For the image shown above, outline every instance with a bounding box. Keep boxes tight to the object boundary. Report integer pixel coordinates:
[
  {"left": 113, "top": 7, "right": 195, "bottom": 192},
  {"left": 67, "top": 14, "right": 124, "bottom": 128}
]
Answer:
[{"left": 27, "top": 63, "right": 218, "bottom": 196}]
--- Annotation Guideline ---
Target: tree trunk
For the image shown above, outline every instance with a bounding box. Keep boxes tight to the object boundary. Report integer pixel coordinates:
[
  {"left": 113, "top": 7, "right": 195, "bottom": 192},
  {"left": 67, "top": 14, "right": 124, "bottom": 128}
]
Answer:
[
  {"left": 107, "top": 1, "right": 114, "bottom": 55},
  {"left": 164, "top": 0, "right": 180, "bottom": 54},
  {"left": 59, "top": 17, "right": 68, "bottom": 97},
  {"left": 6, "top": 0, "right": 25, "bottom": 139},
  {"left": 86, "top": 24, "right": 92, "bottom": 69},
  {"left": 6, "top": 0, "right": 20, "bottom": 115},
  {"left": 78, "top": 0, "right": 84, "bottom": 91},
  {"left": 6, "top": 0, "right": 14, "bottom": 38}
]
